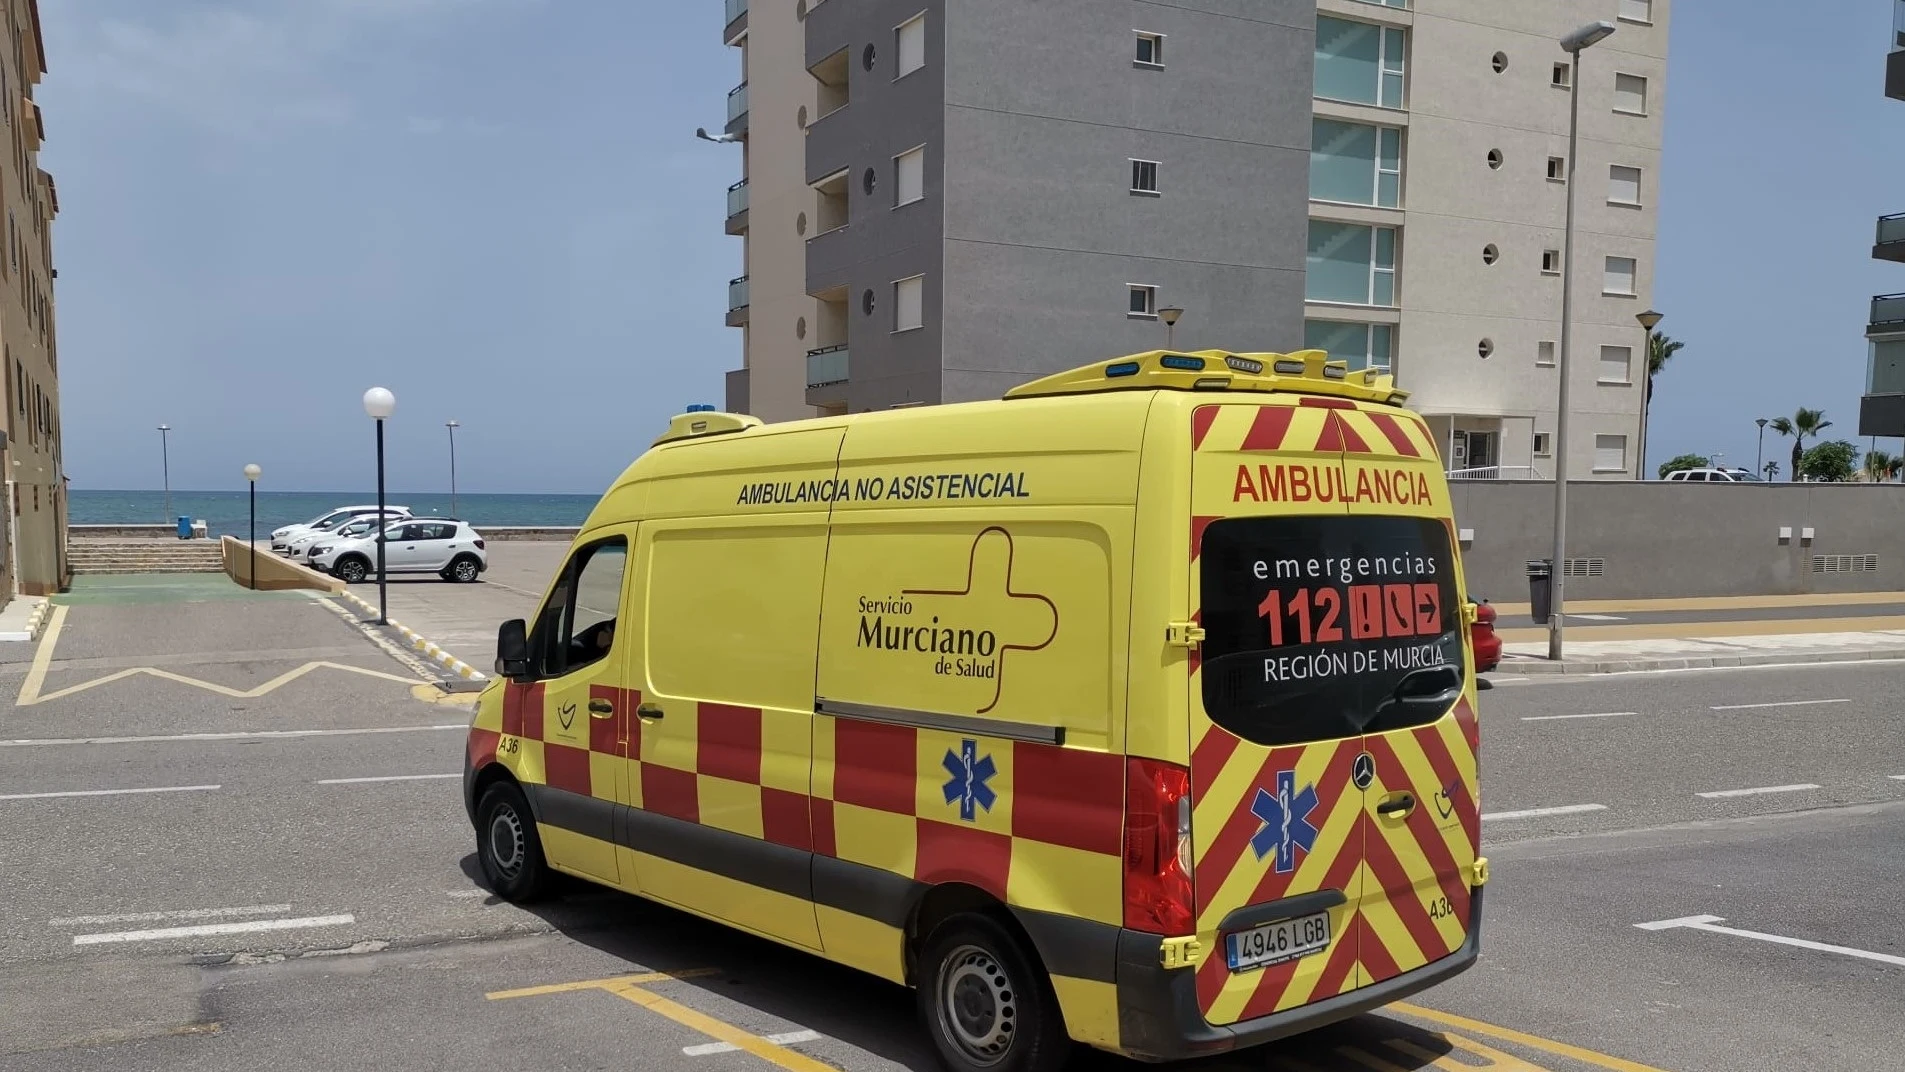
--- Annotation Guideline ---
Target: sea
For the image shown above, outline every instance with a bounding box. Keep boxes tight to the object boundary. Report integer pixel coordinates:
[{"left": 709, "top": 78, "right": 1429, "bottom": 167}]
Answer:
[{"left": 71, "top": 490, "right": 597, "bottom": 537}]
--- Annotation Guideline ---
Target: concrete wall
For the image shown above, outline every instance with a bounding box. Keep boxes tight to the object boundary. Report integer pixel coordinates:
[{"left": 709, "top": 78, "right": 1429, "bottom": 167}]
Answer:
[
  {"left": 221, "top": 536, "right": 343, "bottom": 593},
  {"left": 1450, "top": 481, "right": 1905, "bottom": 601}
]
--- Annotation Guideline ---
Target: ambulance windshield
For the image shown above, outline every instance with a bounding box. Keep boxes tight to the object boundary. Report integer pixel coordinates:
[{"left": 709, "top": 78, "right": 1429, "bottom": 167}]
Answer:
[{"left": 1198, "top": 515, "right": 1466, "bottom": 747}]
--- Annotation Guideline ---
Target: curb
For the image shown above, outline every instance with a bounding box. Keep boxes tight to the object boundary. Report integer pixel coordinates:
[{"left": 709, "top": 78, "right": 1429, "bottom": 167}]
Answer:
[
  {"left": 1496, "top": 647, "right": 1905, "bottom": 675},
  {"left": 25, "top": 597, "right": 49, "bottom": 640},
  {"left": 334, "top": 590, "right": 489, "bottom": 684}
]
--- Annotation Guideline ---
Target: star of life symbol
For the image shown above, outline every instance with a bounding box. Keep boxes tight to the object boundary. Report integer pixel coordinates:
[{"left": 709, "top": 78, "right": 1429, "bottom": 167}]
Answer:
[
  {"left": 941, "top": 738, "right": 998, "bottom": 822},
  {"left": 1249, "top": 769, "right": 1320, "bottom": 874}
]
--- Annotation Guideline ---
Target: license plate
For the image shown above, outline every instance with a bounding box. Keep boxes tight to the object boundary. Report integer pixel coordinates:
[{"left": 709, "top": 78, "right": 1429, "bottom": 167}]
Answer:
[{"left": 1225, "top": 910, "right": 1332, "bottom": 973}]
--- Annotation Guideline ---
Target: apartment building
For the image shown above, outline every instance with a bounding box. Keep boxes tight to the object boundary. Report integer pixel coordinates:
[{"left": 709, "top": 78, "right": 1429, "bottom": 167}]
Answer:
[
  {"left": 1864, "top": 0, "right": 1905, "bottom": 440},
  {"left": 0, "top": 0, "right": 60, "bottom": 599},
  {"left": 719, "top": 0, "right": 1669, "bottom": 482}
]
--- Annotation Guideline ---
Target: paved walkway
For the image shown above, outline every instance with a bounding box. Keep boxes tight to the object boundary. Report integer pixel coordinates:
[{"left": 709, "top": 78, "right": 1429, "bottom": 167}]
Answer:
[{"left": 1499, "top": 627, "right": 1905, "bottom": 675}]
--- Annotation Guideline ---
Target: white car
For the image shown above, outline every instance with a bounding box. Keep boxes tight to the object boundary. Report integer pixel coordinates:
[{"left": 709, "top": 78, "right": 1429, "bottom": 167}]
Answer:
[
  {"left": 1664, "top": 467, "right": 1760, "bottom": 482},
  {"left": 271, "top": 504, "right": 413, "bottom": 552},
  {"left": 310, "top": 518, "right": 488, "bottom": 584},
  {"left": 284, "top": 511, "right": 406, "bottom": 563}
]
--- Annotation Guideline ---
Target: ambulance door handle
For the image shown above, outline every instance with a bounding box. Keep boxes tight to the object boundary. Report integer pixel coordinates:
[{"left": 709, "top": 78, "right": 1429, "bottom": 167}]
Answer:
[
  {"left": 588, "top": 698, "right": 615, "bottom": 718},
  {"left": 1376, "top": 792, "right": 1415, "bottom": 817},
  {"left": 637, "top": 704, "right": 665, "bottom": 721}
]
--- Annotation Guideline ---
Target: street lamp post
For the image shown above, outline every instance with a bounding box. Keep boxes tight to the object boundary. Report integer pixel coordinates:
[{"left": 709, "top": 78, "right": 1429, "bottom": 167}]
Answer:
[
  {"left": 1756, "top": 418, "right": 1769, "bottom": 478},
  {"left": 1159, "top": 306, "right": 1184, "bottom": 350},
  {"left": 446, "top": 420, "right": 461, "bottom": 518},
  {"left": 1547, "top": 19, "right": 1617, "bottom": 663},
  {"left": 243, "top": 463, "right": 261, "bottom": 590},
  {"left": 1635, "top": 310, "right": 1663, "bottom": 478},
  {"left": 363, "top": 387, "right": 396, "bottom": 625},
  {"left": 157, "top": 424, "right": 172, "bottom": 524}
]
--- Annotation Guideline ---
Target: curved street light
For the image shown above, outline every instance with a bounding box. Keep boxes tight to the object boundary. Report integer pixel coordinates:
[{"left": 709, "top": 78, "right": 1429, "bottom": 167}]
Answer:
[{"left": 243, "top": 463, "right": 261, "bottom": 590}]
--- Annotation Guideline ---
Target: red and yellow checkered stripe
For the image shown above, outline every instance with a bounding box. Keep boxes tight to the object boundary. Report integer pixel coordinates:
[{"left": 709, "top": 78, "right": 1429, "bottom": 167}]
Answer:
[{"left": 1190, "top": 397, "right": 1440, "bottom": 461}]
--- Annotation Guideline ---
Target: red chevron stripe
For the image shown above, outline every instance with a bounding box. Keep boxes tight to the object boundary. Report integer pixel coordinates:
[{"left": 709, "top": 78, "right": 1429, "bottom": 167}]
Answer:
[
  {"left": 1192, "top": 405, "right": 1222, "bottom": 451},
  {"left": 1190, "top": 724, "right": 1242, "bottom": 799},
  {"left": 1364, "top": 735, "right": 1471, "bottom": 932},
  {"left": 1315, "top": 411, "right": 1372, "bottom": 454},
  {"left": 1356, "top": 913, "right": 1402, "bottom": 984},
  {"left": 1451, "top": 693, "right": 1480, "bottom": 754},
  {"left": 1191, "top": 515, "right": 1219, "bottom": 561},
  {"left": 1233, "top": 742, "right": 1363, "bottom": 913},
  {"left": 1365, "top": 411, "right": 1422, "bottom": 458},
  {"left": 1359, "top": 812, "right": 1455, "bottom": 971},
  {"left": 1408, "top": 722, "right": 1481, "bottom": 860},
  {"left": 1196, "top": 737, "right": 1358, "bottom": 918},
  {"left": 1240, "top": 406, "right": 1296, "bottom": 451}
]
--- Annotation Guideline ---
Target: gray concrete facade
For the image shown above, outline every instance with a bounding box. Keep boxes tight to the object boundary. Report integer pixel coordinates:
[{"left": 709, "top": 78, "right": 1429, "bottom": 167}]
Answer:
[{"left": 1451, "top": 481, "right": 1905, "bottom": 600}]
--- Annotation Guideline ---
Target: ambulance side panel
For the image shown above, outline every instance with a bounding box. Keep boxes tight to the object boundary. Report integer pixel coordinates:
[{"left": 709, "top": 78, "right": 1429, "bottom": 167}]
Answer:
[{"left": 809, "top": 392, "right": 1147, "bottom": 1049}]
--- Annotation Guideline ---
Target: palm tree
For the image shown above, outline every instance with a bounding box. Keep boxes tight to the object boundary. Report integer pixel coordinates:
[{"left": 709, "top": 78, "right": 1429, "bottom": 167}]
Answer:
[
  {"left": 1867, "top": 450, "right": 1904, "bottom": 483},
  {"left": 1769, "top": 409, "right": 1831, "bottom": 481},
  {"left": 1646, "top": 333, "right": 1684, "bottom": 407},
  {"left": 1763, "top": 460, "right": 1780, "bottom": 480}
]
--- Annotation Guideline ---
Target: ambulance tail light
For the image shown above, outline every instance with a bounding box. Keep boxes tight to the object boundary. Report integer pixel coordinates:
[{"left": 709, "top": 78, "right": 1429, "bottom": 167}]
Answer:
[{"left": 1123, "top": 757, "right": 1195, "bottom": 934}]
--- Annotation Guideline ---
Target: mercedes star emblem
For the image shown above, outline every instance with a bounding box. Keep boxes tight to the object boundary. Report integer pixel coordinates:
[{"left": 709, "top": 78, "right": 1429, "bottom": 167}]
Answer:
[{"left": 1351, "top": 752, "right": 1376, "bottom": 790}]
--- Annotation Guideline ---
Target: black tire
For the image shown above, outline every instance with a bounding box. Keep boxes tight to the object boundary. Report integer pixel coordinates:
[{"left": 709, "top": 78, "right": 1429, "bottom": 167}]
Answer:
[
  {"left": 446, "top": 555, "right": 482, "bottom": 584},
  {"left": 916, "top": 913, "right": 1071, "bottom": 1072},
  {"left": 333, "top": 555, "right": 370, "bottom": 584},
  {"left": 475, "top": 780, "right": 552, "bottom": 903}
]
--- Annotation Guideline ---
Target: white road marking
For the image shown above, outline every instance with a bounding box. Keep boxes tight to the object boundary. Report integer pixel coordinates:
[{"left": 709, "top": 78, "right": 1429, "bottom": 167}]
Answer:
[
  {"left": 1695, "top": 783, "right": 1821, "bottom": 799},
  {"left": 445, "top": 889, "right": 491, "bottom": 899},
  {"left": 1568, "top": 613, "right": 1627, "bottom": 621},
  {"left": 72, "top": 914, "right": 356, "bottom": 946},
  {"left": 1480, "top": 803, "right": 1607, "bottom": 822},
  {"left": 683, "top": 1030, "right": 822, "bottom": 1056},
  {"left": 0, "top": 784, "right": 219, "bottom": 801},
  {"left": 1710, "top": 698, "right": 1852, "bottom": 711},
  {"left": 316, "top": 773, "right": 460, "bottom": 785},
  {"left": 1891, "top": 775, "right": 1905, "bottom": 782},
  {"left": 1635, "top": 914, "right": 1905, "bottom": 968},
  {"left": 50, "top": 904, "right": 295, "bottom": 928},
  {"left": 1521, "top": 711, "right": 1635, "bottom": 722},
  {"left": 0, "top": 725, "right": 466, "bottom": 748}
]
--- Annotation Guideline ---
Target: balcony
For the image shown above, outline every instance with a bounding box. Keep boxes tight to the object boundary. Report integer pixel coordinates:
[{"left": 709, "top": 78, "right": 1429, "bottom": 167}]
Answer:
[
  {"left": 1869, "top": 293, "right": 1905, "bottom": 337},
  {"left": 1877, "top": 214, "right": 1905, "bottom": 263},
  {"left": 724, "top": 367, "right": 750, "bottom": 415},
  {"left": 725, "top": 179, "right": 749, "bottom": 235},
  {"left": 1891, "top": 0, "right": 1905, "bottom": 99},
  {"left": 727, "top": 275, "right": 749, "bottom": 327},
  {"left": 725, "top": 82, "right": 749, "bottom": 137},
  {"left": 723, "top": 0, "right": 747, "bottom": 44},
  {"left": 806, "top": 345, "right": 848, "bottom": 388}
]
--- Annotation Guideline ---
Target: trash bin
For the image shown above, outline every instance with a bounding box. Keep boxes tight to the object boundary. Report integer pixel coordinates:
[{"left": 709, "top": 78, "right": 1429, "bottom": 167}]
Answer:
[
  {"left": 1526, "top": 559, "right": 1553, "bottom": 625},
  {"left": 177, "top": 516, "right": 192, "bottom": 540}
]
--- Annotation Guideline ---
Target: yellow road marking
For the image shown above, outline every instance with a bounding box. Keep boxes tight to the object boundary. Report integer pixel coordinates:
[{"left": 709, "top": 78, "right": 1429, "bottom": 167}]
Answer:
[
  {"left": 601, "top": 982, "right": 838, "bottom": 1072},
  {"left": 1393, "top": 1003, "right": 1677, "bottom": 1072},
  {"left": 410, "top": 682, "right": 479, "bottom": 707},
  {"left": 18, "top": 603, "right": 66, "bottom": 706},
  {"left": 484, "top": 967, "right": 718, "bottom": 1000},
  {"left": 1495, "top": 614, "right": 1905, "bottom": 644}
]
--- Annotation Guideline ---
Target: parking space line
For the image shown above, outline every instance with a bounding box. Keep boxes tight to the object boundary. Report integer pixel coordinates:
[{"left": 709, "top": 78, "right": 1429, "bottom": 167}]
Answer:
[
  {"left": 605, "top": 983, "right": 837, "bottom": 1072},
  {"left": 684, "top": 1030, "right": 821, "bottom": 1057},
  {"left": 0, "top": 784, "right": 219, "bottom": 801},
  {"left": 1889, "top": 775, "right": 1905, "bottom": 781},
  {"left": 1635, "top": 914, "right": 1905, "bottom": 968},
  {"left": 73, "top": 913, "right": 355, "bottom": 946},
  {"left": 1481, "top": 804, "right": 1606, "bottom": 822},
  {"left": 0, "top": 724, "right": 467, "bottom": 748},
  {"left": 1392, "top": 1002, "right": 1675, "bottom": 1072},
  {"left": 1710, "top": 698, "right": 1851, "bottom": 711},
  {"left": 316, "top": 773, "right": 459, "bottom": 785},
  {"left": 50, "top": 904, "right": 295, "bottom": 927},
  {"left": 1521, "top": 712, "right": 1634, "bottom": 722},
  {"left": 1695, "top": 783, "right": 1820, "bottom": 799},
  {"left": 484, "top": 968, "right": 719, "bottom": 1000}
]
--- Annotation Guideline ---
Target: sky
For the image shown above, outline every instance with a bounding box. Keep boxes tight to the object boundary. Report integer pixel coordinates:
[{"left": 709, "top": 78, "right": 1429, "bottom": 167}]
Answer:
[{"left": 34, "top": 0, "right": 1905, "bottom": 494}]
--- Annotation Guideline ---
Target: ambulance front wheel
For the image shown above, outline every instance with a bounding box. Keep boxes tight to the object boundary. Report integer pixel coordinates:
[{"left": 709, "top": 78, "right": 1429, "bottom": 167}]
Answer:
[
  {"left": 917, "top": 913, "right": 1071, "bottom": 1072},
  {"left": 475, "top": 780, "right": 552, "bottom": 903}
]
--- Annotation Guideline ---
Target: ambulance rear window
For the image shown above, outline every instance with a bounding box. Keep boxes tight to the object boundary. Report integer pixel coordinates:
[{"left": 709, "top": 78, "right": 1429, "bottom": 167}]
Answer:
[{"left": 1199, "top": 516, "right": 1465, "bottom": 747}]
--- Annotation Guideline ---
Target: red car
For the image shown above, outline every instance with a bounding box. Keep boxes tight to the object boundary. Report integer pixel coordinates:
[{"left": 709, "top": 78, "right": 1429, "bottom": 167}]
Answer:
[{"left": 1471, "top": 597, "right": 1502, "bottom": 673}]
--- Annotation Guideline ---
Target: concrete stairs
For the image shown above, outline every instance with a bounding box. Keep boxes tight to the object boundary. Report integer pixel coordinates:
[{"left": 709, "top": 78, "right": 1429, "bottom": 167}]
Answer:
[{"left": 68, "top": 539, "right": 227, "bottom": 575}]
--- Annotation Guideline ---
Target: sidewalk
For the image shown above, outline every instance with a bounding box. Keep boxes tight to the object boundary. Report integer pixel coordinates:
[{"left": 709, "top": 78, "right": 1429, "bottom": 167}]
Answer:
[{"left": 1496, "top": 627, "right": 1905, "bottom": 675}]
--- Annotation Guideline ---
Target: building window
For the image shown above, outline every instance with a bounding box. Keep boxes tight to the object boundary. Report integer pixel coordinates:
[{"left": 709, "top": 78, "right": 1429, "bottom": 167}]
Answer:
[
  {"left": 1547, "top": 156, "right": 1566, "bottom": 182},
  {"left": 1603, "top": 256, "right": 1638, "bottom": 296},
  {"left": 1609, "top": 164, "right": 1642, "bottom": 205},
  {"left": 1594, "top": 434, "right": 1628, "bottom": 473},
  {"left": 1614, "top": 73, "right": 1648, "bottom": 115},
  {"left": 894, "top": 274, "right": 924, "bottom": 331},
  {"left": 895, "top": 145, "right": 924, "bottom": 206},
  {"left": 1354, "top": 0, "right": 1408, "bottom": 7},
  {"left": 1552, "top": 61, "right": 1571, "bottom": 88},
  {"left": 1619, "top": 0, "right": 1652, "bottom": 23},
  {"left": 1538, "top": 341, "right": 1556, "bottom": 367},
  {"left": 1135, "top": 31, "right": 1164, "bottom": 67},
  {"left": 896, "top": 13, "right": 925, "bottom": 78},
  {"left": 1315, "top": 16, "right": 1405, "bottom": 109},
  {"left": 1307, "top": 221, "right": 1397, "bottom": 306},
  {"left": 1599, "top": 345, "right": 1633, "bottom": 384},
  {"left": 1130, "top": 158, "right": 1160, "bottom": 195},
  {"left": 1533, "top": 432, "right": 1552, "bottom": 457},
  {"left": 1541, "top": 249, "right": 1561, "bottom": 274},
  {"left": 1304, "top": 319, "right": 1393, "bottom": 372},
  {"left": 1128, "top": 284, "right": 1158, "bottom": 317},
  {"left": 1310, "top": 119, "right": 1402, "bottom": 207}
]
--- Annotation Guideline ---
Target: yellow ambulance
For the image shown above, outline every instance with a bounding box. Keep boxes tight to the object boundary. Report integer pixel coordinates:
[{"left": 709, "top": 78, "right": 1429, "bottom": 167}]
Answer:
[{"left": 463, "top": 348, "right": 1486, "bottom": 1072}]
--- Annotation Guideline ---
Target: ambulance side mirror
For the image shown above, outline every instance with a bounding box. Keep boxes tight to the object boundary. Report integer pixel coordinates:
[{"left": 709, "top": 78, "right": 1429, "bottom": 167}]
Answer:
[{"left": 496, "top": 618, "right": 530, "bottom": 679}]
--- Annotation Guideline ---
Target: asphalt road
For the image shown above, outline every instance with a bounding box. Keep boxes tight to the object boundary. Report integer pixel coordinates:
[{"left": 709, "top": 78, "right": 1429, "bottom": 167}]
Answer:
[{"left": 2, "top": 580, "right": 1901, "bottom": 1072}]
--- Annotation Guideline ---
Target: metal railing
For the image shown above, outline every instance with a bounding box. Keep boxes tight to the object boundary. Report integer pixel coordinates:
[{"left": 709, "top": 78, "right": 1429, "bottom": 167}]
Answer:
[
  {"left": 727, "top": 180, "right": 748, "bottom": 218},
  {"left": 727, "top": 82, "right": 749, "bottom": 122},
  {"left": 1872, "top": 293, "right": 1905, "bottom": 328},
  {"left": 725, "top": 0, "right": 747, "bottom": 24},
  {"left": 1446, "top": 465, "right": 1545, "bottom": 481},
  {"left": 728, "top": 276, "right": 749, "bottom": 311},
  {"left": 806, "top": 345, "right": 849, "bottom": 387},
  {"left": 1879, "top": 213, "right": 1905, "bottom": 247}
]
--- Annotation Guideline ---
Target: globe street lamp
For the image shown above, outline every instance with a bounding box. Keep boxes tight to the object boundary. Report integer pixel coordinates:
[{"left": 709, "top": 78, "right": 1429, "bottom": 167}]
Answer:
[
  {"left": 1159, "top": 306, "right": 1184, "bottom": 350},
  {"left": 243, "top": 463, "right": 261, "bottom": 590},
  {"left": 363, "top": 387, "right": 396, "bottom": 624},
  {"left": 1547, "top": 19, "right": 1617, "bottom": 662}
]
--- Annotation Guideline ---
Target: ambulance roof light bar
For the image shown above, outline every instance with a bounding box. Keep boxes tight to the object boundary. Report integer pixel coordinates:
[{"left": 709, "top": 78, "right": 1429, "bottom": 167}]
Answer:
[
  {"left": 653, "top": 407, "right": 763, "bottom": 446},
  {"left": 1003, "top": 348, "right": 1408, "bottom": 404}
]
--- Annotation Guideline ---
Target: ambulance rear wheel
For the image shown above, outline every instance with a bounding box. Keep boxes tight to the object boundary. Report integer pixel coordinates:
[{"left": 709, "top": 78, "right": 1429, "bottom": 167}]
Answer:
[
  {"left": 475, "top": 780, "right": 552, "bottom": 903},
  {"left": 917, "top": 913, "right": 1070, "bottom": 1072}
]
